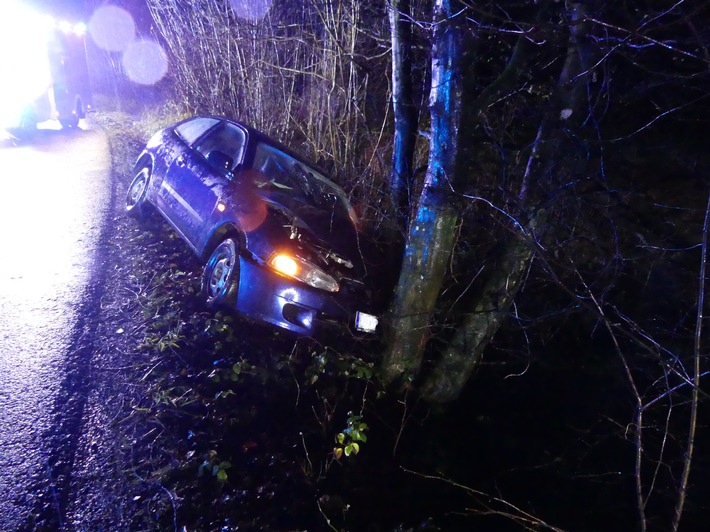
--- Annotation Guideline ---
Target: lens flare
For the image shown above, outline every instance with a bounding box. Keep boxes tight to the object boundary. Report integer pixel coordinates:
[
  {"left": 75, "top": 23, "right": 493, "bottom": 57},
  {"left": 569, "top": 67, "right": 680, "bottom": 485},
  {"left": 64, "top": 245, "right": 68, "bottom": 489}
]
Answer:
[
  {"left": 122, "top": 40, "right": 168, "bottom": 85},
  {"left": 89, "top": 5, "right": 135, "bottom": 52},
  {"left": 228, "top": 0, "right": 272, "bottom": 21}
]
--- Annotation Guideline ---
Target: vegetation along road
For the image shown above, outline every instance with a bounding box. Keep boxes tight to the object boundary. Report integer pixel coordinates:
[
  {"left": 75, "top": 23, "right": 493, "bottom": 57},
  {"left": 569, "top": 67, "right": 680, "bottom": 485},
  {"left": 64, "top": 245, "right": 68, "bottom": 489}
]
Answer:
[{"left": 3, "top": 0, "right": 710, "bottom": 528}]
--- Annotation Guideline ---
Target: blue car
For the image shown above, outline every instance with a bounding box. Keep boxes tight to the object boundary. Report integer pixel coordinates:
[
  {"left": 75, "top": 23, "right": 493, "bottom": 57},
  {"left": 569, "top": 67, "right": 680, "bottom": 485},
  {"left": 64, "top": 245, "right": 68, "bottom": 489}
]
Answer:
[{"left": 126, "top": 116, "right": 379, "bottom": 337}]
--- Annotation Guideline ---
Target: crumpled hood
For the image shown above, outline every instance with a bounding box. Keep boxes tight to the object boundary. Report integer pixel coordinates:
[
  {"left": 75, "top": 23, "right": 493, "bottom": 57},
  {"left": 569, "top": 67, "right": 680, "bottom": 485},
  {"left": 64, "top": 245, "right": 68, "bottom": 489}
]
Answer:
[{"left": 261, "top": 192, "right": 363, "bottom": 268}]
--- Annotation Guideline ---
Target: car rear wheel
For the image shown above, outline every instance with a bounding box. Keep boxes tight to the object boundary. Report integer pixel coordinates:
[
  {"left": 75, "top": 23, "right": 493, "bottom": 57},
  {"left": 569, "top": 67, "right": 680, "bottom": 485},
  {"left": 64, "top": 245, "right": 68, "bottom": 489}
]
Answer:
[
  {"left": 126, "top": 167, "right": 151, "bottom": 217},
  {"left": 59, "top": 115, "right": 79, "bottom": 129},
  {"left": 202, "top": 238, "right": 240, "bottom": 308},
  {"left": 76, "top": 97, "right": 85, "bottom": 119}
]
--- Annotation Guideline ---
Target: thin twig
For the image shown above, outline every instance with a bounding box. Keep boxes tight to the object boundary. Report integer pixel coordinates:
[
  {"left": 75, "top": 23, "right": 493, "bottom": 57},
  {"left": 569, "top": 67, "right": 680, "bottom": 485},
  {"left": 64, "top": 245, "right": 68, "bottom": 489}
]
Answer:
[
  {"left": 401, "top": 467, "right": 567, "bottom": 531},
  {"left": 672, "top": 189, "right": 710, "bottom": 530},
  {"left": 316, "top": 498, "right": 340, "bottom": 532}
]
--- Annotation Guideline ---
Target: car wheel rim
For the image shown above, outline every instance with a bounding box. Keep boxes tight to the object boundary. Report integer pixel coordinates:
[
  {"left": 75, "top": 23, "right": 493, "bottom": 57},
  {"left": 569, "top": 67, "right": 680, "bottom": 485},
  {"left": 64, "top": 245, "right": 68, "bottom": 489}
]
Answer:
[
  {"left": 128, "top": 175, "right": 146, "bottom": 207},
  {"left": 209, "top": 254, "right": 233, "bottom": 297}
]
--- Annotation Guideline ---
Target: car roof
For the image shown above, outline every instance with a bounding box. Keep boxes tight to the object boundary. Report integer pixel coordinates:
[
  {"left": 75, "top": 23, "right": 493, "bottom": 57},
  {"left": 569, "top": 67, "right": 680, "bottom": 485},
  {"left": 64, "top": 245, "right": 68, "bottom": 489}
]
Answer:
[
  {"left": 186, "top": 115, "right": 329, "bottom": 176},
  {"left": 175, "top": 115, "right": 359, "bottom": 224}
]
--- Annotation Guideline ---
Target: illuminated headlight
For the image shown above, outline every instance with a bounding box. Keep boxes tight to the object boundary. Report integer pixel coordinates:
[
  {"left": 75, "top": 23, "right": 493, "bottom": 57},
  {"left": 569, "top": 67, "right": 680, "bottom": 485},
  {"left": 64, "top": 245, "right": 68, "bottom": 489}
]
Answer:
[{"left": 269, "top": 253, "right": 339, "bottom": 293}]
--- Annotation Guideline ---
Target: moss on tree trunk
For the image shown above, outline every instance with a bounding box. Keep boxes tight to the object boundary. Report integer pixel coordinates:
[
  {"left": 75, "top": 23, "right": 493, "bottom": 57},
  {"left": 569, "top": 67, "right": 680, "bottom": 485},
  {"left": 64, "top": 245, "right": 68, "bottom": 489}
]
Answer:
[
  {"left": 380, "top": 0, "right": 464, "bottom": 387},
  {"left": 381, "top": 196, "right": 459, "bottom": 384}
]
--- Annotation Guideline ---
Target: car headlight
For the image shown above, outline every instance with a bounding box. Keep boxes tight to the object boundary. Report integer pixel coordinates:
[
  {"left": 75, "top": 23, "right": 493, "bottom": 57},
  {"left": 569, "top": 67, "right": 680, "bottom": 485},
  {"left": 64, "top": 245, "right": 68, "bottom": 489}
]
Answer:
[{"left": 269, "top": 253, "right": 340, "bottom": 293}]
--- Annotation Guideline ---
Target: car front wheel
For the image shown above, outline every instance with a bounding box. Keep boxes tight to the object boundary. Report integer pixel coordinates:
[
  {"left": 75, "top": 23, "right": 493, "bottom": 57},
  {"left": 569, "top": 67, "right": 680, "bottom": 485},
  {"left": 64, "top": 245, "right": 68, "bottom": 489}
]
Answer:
[
  {"left": 202, "top": 238, "right": 240, "bottom": 308},
  {"left": 126, "top": 167, "right": 151, "bottom": 217}
]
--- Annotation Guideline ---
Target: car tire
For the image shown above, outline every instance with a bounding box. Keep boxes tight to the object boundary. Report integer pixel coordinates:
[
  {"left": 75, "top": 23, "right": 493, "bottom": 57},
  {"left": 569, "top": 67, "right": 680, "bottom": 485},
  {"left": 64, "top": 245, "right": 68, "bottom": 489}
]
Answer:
[
  {"left": 76, "top": 97, "right": 85, "bottom": 119},
  {"left": 59, "top": 114, "right": 79, "bottom": 129},
  {"left": 126, "top": 167, "right": 151, "bottom": 218},
  {"left": 202, "top": 238, "right": 240, "bottom": 308}
]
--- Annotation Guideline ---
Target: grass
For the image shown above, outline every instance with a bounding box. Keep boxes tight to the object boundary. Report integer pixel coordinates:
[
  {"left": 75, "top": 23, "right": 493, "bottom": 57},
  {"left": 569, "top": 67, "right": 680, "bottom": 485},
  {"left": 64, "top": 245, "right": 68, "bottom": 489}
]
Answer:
[{"left": 88, "top": 106, "right": 397, "bottom": 530}]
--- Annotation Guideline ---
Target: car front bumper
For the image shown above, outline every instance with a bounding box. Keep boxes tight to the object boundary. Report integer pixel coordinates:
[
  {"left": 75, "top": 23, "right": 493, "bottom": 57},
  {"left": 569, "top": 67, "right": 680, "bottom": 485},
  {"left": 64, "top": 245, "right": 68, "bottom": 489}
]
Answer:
[{"left": 235, "top": 257, "right": 378, "bottom": 336}]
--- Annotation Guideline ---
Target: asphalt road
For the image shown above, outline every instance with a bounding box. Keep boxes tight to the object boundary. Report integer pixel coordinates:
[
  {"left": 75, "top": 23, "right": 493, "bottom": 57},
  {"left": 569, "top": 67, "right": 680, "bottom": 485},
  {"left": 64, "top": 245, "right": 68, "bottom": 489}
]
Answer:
[{"left": 0, "top": 123, "right": 111, "bottom": 530}]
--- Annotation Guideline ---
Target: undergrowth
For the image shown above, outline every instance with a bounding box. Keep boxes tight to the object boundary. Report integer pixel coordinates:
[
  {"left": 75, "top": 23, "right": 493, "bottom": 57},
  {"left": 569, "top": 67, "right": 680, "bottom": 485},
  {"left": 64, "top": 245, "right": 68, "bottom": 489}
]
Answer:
[{"left": 93, "top": 108, "right": 402, "bottom": 530}]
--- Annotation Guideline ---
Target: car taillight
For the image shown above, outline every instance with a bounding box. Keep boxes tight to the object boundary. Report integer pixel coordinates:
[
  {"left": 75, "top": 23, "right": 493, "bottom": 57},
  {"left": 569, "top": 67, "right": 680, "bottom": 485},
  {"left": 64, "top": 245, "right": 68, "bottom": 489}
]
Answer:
[{"left": 269, "top": 253, "right": 339, "bottom": 293}]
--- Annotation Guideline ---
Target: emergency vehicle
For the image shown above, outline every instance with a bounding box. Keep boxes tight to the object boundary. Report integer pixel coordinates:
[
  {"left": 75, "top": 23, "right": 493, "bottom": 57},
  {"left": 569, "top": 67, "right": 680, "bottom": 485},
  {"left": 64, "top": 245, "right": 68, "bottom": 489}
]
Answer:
[{"left": 0, "top": 1, "right": 90, "bottom": 135}]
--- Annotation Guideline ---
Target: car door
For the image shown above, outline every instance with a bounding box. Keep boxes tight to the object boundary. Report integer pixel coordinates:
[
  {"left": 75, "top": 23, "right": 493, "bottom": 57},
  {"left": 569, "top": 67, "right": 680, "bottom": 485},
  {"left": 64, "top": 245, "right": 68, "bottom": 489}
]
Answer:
[
  {"left": 161, "top": 121, "right": 247, "bottom": 251},
  {"left": 155, "top": 117, "right": 219, "bottom": 216}
]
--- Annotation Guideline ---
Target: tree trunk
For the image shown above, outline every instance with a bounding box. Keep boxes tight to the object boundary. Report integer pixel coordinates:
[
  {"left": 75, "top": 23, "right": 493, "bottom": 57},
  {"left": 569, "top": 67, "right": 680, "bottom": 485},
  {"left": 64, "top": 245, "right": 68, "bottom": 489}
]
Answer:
[
  {"left": 422, "top": 2, "right": 593, "bottom": 403},
  {"left": 388, "top": 0, "right": 417, "bottom": 228},
  {"left": 381, "top": 0, "right": 465, "bottom": 386},
  {"left": 420, "top": 215, "right": 541, "bottom": 402},
  {"left": 381, "top": 196, "right": 460, "bottom": 384}
]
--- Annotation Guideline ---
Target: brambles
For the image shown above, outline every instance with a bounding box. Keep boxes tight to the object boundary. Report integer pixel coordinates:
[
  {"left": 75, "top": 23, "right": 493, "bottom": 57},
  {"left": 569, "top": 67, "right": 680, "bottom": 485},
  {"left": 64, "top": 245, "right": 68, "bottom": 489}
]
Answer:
[
  {"left": 141, "top": 325, "right": 184, "bottom": 352},
  {"left": 333, "top": 414, "right": 369, "bottom": 459},
  {"left": 198, "top": 450, "right": 231, "bottom": 484}
]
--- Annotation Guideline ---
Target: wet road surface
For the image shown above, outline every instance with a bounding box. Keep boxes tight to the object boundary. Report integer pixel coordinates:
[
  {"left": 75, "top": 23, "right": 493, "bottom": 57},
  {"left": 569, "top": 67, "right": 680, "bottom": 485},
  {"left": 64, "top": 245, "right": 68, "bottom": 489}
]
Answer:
[{"left": 0, "top": 124, "right": 111, "bottom": 529}]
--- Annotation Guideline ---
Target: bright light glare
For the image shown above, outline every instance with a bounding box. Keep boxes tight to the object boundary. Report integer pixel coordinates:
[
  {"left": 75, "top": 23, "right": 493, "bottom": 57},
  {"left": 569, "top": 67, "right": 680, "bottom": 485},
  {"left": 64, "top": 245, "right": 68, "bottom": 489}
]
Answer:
[
  {"left": 57, "top": 20, "right": 87, "bottom": 36},
  {"left": 56, "top": 17, "right": 87, "bottom": 37},
  {"left": 58, "top": 20, "right": 72, "bottom": 34},
  {"left": 38, "top": 14, "right": 56, "bottom": 35},
  {"left": 0, "top": 2, "right": 52, "bottom": 127},
  {"left": 271, "top": 255, "right": 299, "bottom": 277},
  {"left": 73, "top": 22, "right": 87, "bottom": 36},
  {"left": 270, "top": 254, "right": 339, "bottom": 292}
]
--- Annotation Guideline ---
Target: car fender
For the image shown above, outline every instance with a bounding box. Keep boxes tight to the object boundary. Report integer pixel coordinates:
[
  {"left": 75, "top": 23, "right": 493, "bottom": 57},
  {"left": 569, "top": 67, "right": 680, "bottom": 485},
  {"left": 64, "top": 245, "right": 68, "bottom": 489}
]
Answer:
[
  {"left": 133, "top": 150, "right": 155, "bottom": 171},
  {"left": 200, "top": 222, "right": 247, "bottom": 262},
  {"left": 131, "top": 151, "right": 156, "bottom": 195}
]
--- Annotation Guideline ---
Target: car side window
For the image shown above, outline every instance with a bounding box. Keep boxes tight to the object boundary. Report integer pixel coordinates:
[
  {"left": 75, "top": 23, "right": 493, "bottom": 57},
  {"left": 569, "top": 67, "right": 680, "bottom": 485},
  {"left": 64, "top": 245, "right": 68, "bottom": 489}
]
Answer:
[
  {"left": 174, "top": 117, "right": 219, "bottom": 146},
  {"left": 195, "top": 123, "right": 246, "bottom": 174},
  {"left": 252, "top": 142, "right": 356, "bottom": 222}
]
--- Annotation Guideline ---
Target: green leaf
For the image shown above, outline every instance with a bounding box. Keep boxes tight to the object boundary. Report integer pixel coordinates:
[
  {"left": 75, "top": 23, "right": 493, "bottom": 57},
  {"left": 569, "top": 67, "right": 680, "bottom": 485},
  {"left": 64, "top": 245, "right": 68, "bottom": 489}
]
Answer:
[
  {"left": 345, "top": 442, "right": 360, "bottom": 457},
  {"left": 214, "top": 389, "right": 235, "bottom": 399},
  {"left": 336, "top": 433, "right": 345, "bottom": 444},
  {"left": 217, "top": 469, "right": 228, "bottom": 483},
  {"left": 356, "top": 367, "right": 372, "bottom": 379}
]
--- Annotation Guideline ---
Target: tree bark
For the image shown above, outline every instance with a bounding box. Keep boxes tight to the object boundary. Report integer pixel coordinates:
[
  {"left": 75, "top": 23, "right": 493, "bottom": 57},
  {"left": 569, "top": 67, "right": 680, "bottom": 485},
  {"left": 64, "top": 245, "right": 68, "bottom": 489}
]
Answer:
[
  {"left": 422, "top": 2, "right": 593, "bottom": 403},
  {"left": 381, "top": 0, "right": 465, "bottom": 386},
  {"left": 382, "top": 196, "right": 460, "bottom": 384},
  {"left": 420, "top": 215, "right": 541, "bottom": 402},
  {"left": 388, "top": 0, "right": 417, "bottom": 228}
]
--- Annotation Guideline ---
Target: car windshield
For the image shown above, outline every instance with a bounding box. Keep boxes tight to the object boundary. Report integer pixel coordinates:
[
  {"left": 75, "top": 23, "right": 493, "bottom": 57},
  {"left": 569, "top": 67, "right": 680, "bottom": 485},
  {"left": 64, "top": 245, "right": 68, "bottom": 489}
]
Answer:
[{"left": 251, "top": 141, "right": 357, "bottom": 224}]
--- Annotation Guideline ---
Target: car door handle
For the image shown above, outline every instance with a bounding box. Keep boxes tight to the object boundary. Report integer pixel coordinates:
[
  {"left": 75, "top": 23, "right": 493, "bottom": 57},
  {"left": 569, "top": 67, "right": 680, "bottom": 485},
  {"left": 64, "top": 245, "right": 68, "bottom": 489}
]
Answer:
[{"left": 176, "top": 155, "right": 186, "bottom": 167}]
